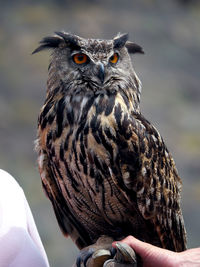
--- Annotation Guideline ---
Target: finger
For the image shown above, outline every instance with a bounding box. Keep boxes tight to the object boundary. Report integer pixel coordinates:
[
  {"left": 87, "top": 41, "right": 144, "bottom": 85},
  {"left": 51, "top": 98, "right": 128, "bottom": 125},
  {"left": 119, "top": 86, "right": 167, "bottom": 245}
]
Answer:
[{"left": 113, "top": 236, "right": 173, "bottom": 260}]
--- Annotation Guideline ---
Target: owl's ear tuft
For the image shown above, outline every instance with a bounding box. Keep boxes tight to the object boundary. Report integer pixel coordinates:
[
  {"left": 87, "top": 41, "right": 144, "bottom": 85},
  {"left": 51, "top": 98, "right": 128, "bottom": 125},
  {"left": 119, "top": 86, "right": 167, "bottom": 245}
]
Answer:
[
  {"left": 32, "top": 32, "right": 80, "bottom": 54},
  {"left": 113, "top": 33, "right": 129, "bottom": 49},
  {"left": 54, "top": 32, "right": 80, "bottom": 50},
  {"left": 32, "top": 35, "right": 63, "bottom": 54},
  {"left": 125, "top": 41, "right": 144, "bottom": 54}
]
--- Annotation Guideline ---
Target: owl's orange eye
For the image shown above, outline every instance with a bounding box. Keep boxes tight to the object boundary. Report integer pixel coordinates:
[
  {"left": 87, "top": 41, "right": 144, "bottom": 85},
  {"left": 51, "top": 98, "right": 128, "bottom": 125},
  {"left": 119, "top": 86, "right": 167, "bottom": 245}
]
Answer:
[
  {"left": 109, "top": 53, "right": 119, "bottom": 64},
  {"left": 73, "top": 53, "right": 88, "bottom": 64}
]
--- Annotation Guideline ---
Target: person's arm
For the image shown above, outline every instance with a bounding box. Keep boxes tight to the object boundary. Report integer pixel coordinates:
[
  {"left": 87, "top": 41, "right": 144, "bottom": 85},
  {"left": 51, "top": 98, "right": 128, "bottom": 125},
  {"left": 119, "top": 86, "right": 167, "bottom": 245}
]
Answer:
[
  {"left": 0, "top": 169, "right": 49, "bottom": 267},
  {"left": 113, "top": 235, "right": 200, "bottom": 267}
]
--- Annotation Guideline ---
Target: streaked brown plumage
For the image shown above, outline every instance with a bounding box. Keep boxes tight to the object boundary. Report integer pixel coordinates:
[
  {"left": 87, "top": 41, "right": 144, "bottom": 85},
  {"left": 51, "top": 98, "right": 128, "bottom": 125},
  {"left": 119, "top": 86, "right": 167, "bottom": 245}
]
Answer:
[{"left": 34, "top": 32, "right": 187, "bottom": 258}]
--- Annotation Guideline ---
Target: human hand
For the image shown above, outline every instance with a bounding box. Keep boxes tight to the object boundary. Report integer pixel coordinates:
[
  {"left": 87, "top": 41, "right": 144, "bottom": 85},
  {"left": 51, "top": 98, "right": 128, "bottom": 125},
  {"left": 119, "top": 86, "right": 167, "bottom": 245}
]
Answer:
[{"left": 113, "top": 236, "right": 200, "bottom": 267}]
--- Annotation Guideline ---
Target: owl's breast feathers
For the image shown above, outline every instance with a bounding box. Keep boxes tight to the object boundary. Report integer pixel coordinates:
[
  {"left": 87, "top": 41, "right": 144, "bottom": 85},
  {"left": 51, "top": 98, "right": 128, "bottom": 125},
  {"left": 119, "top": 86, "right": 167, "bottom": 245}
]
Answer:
[{"left": 36, "top": 87, "right": 187, "bottom": 251}]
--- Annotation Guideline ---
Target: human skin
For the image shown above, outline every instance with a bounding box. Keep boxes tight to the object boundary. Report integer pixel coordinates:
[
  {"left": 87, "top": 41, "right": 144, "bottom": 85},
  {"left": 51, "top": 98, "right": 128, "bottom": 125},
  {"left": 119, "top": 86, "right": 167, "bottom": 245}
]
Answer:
[{"left": 113, "top": 236, "right": 200, "bottom": 267}]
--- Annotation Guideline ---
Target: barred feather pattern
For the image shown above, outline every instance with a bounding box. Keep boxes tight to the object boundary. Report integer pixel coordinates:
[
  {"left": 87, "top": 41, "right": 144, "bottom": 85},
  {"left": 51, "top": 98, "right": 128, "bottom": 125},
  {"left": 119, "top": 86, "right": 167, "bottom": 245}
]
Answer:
[{"left": 35, "top": 33, "right": 187, "bottom": 252}]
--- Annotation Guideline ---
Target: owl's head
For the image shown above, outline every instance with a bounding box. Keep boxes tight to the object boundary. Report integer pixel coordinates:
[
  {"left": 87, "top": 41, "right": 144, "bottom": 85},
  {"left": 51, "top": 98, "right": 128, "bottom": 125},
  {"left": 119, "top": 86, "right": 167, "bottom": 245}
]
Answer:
[{"left": 33, "top": 32, "right": 144, "bottom": 92}]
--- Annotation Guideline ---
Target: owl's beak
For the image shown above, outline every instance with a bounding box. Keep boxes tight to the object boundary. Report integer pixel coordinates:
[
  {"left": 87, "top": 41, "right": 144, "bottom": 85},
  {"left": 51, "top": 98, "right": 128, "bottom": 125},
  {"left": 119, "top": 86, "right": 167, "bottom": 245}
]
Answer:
[{"left": 97, "top": 63, "right": 105, "bottom": 84}]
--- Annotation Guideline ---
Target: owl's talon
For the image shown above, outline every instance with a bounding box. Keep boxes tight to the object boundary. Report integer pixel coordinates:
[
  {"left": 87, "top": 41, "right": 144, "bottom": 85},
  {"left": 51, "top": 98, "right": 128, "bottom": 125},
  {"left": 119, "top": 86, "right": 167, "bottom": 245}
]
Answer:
[
  {"left": 110, "top": 247, "right": 117, "bottom": 258},
  {"left": 74, "top": 237, "right": 116, "bottom": 267},
  {"left": 103, "top": 243, "right": 137, "bottom": 266},
  {"left": 92, "top": 248, "right": 111, "bottom": 259},
  {"left": 76, "top": 248, "right": 94, "bottom": 267},
  {"left": 92, "top": 249, "right": 112, "bottom": 266},
  {"left": 103, "top": 259, "right": 115, "bottom": 267},
  {"left": 103, "top": 259, "right": 135, "bottom": 267},
  {"left": 114, "top": 242, "right": 137, "bottom": 265}
]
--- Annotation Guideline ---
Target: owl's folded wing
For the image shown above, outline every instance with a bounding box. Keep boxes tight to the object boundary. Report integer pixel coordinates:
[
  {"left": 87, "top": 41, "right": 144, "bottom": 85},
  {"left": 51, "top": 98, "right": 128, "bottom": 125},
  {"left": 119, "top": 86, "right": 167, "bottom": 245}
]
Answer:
[{"left": 111, "top": 107, "right": 187, "bottom": 251}]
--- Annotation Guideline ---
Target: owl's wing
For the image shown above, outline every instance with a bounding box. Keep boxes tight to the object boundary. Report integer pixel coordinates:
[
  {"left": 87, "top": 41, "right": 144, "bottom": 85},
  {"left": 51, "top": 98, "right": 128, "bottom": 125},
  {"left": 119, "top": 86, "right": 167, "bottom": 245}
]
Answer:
[
  {"left": 36, "top": 147, "right": 91, "bottom": 249},
  {"left": 111, "top": 106, "right": 187, "bottom": 251}
]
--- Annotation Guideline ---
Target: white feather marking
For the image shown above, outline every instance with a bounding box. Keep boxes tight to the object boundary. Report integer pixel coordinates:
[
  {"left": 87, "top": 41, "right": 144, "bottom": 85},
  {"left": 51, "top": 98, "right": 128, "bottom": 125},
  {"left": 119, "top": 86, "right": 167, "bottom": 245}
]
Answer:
[
  {"left": 151, "top": 135, "right": 157, "bottom": 143},
  {"left": 41, "top": 171, "right": 46, "bottom": 180},
  {"left": 108, "top": 167, "right": 113, "bottom": 177},
  {"left": 137, "top": 186, "right": 144, "bottom": 195},
  {"left": 146, "top": 198, "right": 150, "bottom": 207},
  {"left": 142, "top": 167, "right": 147, "bottom": 176},
  {"left": 65, "top": 95, "right": 70, "bottom": 105},
  {"left": 38, "top": 154, "right": 44, "bottom": 169},
  {"left": 123, "top": 172, "right": 130, "bottom": 180}
]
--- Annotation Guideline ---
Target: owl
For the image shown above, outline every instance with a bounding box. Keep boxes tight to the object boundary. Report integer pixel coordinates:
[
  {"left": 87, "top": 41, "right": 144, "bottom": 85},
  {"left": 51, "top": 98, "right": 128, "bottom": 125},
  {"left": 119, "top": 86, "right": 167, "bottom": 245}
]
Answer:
[{"left": 33, "top": 32, "right": 187, "bottom": 266}]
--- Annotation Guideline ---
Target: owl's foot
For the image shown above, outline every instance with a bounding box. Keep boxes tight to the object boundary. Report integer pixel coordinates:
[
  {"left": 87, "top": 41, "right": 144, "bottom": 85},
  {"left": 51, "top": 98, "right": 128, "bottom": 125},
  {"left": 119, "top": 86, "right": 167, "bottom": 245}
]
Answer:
[
  {"left": 73, "top": 236, "right": 137, "bottom": 267},
  {"left": 74, "top": 236, "right": 114, "bottom": 267},
  {"left": 103, "top": 242, "right": 137, "bottom": 267}
]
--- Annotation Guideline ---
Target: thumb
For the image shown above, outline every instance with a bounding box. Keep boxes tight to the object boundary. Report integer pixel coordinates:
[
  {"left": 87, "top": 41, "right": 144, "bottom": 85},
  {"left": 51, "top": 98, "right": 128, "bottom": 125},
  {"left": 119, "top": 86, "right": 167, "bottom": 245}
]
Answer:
[{"left": 115, "top": 236, "right": 158, "bottom": 258}]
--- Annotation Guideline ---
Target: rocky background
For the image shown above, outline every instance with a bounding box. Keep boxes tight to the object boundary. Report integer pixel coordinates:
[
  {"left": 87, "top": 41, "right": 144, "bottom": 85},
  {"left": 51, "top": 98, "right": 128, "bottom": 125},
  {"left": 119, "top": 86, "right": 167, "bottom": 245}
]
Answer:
[{"left": 0, "top": 0, "right": 200, "bottom": 266}]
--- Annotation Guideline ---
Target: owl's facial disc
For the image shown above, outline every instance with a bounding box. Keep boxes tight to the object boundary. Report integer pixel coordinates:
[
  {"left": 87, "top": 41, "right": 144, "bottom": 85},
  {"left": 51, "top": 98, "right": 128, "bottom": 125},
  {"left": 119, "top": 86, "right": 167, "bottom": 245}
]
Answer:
[
  {"left": 66, "top": 33, "right": 142, "bottom": 88},
  {"left": 71, "top": 51, "right": 108, "bottom": 86},
  {"left": 71, "top": 51, "right": 122, "bottom": 87}
]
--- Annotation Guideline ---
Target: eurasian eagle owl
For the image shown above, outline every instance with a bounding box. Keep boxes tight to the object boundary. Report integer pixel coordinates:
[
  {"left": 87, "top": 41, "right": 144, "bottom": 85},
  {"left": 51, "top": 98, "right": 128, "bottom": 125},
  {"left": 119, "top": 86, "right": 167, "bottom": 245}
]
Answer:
[{"left": 33, "top": 32, "right": 187, "bottom": 266}]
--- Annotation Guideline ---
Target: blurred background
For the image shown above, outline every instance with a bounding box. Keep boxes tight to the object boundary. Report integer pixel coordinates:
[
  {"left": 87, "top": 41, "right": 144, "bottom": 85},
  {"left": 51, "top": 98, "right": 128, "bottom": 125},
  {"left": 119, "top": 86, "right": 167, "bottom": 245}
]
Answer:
[{"left": 0, "top": 0, "right": 200, "bottom": 266}]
